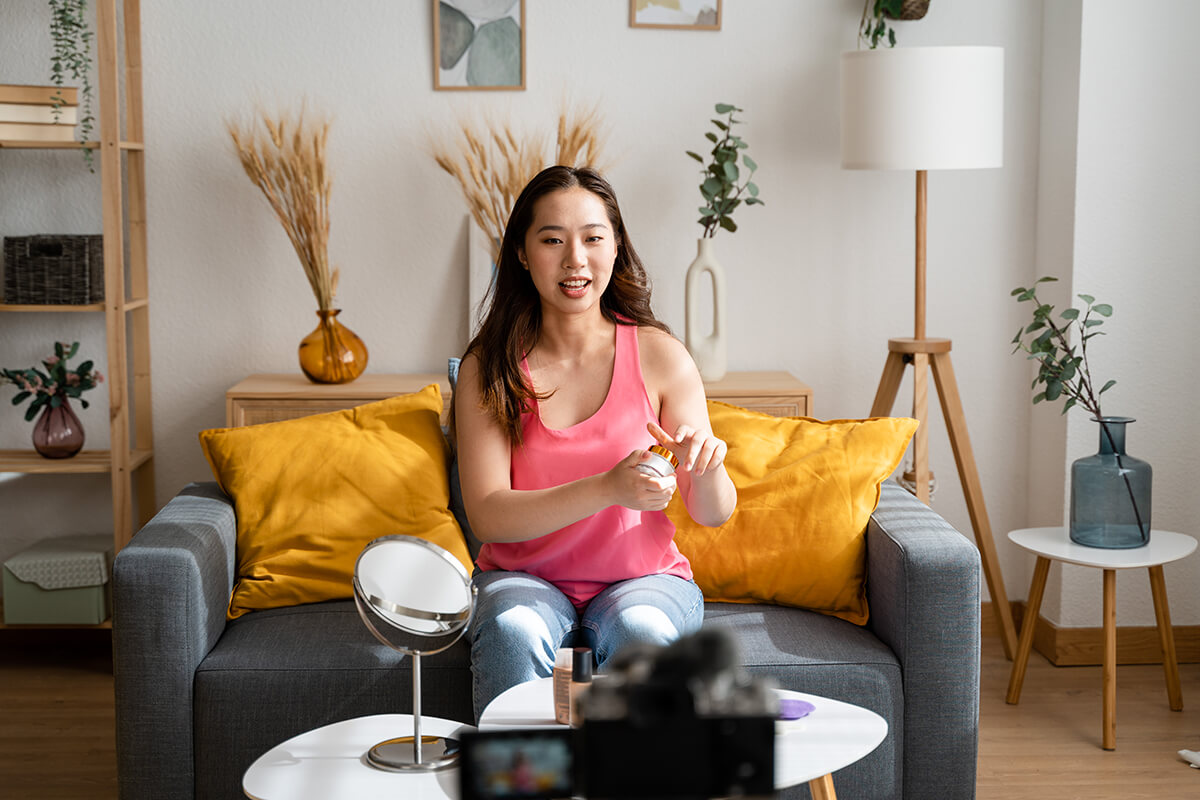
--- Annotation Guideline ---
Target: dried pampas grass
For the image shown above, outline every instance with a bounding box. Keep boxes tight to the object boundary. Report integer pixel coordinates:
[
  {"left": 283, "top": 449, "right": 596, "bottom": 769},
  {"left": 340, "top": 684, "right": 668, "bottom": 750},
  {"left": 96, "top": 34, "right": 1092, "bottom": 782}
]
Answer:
[
  {"left": 228, "top": 106, "right": 339, "bottom": 311},
  {"left": 431, "top": 102, "right": 611, "bottom": 261}
]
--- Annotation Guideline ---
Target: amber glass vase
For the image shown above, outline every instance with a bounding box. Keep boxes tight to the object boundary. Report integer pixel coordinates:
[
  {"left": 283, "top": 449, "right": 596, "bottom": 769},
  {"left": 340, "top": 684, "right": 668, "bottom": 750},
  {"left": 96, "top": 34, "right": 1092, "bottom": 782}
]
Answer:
[
  {"left": 32, "top": 397, "right": 85, "bottom": 458},
  {"left": 298, "top": 309, "right": 368, "bottom": 384}
]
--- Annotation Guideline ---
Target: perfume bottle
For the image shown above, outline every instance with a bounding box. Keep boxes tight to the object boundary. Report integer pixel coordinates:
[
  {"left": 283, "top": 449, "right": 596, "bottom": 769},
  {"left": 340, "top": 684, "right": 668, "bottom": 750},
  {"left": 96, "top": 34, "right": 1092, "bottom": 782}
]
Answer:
[{"left": 635, "top": 444, "right": 678, "bottom": 477}]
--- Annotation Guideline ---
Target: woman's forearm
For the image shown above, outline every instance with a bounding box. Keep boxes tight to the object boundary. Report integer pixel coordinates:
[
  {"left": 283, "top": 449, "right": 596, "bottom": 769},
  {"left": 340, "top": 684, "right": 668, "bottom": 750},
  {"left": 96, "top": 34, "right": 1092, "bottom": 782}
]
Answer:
[
  {"left": 683, "top": 465, "right": 737, "bottom": 528},
  {"left": 467, "top": 472, "right": 614, "bottom": 544}
]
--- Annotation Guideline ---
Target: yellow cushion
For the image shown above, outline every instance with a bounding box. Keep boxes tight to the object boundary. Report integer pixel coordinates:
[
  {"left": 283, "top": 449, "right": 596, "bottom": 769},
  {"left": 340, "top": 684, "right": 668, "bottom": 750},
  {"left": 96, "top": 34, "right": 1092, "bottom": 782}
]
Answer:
[
  {"left": 666, "top": 402, "right": 918, "bottom": 625},
  {"left": 198, "top": 384, "right": 471, "bottom": 619}
]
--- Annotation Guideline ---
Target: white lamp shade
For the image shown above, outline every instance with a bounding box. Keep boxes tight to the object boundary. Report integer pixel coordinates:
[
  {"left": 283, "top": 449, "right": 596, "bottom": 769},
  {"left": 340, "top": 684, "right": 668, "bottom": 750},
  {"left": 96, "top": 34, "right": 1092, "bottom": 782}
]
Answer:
[{"left": 841, "top": 46, "right": 1004, "bottom": 171}]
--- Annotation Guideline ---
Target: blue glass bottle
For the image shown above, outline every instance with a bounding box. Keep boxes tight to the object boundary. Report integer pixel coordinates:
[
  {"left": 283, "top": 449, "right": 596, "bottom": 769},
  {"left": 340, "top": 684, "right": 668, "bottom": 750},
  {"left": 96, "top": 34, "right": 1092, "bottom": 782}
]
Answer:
[{"left": 1070, "top": 417, "right": 1152, "bottom": 548}]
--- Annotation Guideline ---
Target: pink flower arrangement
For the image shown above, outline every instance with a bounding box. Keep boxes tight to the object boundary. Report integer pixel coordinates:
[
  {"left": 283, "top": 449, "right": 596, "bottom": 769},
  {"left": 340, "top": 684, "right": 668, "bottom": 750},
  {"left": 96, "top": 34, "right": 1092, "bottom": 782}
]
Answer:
[{"left": 2, "top": 341, "right": 103, "bottom": 422}]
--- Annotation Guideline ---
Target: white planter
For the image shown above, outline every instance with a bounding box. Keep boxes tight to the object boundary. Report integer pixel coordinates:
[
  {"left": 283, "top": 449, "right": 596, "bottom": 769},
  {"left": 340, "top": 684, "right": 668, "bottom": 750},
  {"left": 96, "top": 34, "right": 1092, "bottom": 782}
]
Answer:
[{"left": 685, "top": 237, "right": 727, "bottom": 382}]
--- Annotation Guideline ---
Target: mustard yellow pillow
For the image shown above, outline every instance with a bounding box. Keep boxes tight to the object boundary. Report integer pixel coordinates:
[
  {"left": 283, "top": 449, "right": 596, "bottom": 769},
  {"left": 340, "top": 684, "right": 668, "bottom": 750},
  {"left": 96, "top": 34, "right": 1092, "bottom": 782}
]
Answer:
[
  {"left": 666, "top": 402, "right": 917, "bottom": 625},
  {"left": 198, "top": 384, "right": 471, "bottom": 619}
]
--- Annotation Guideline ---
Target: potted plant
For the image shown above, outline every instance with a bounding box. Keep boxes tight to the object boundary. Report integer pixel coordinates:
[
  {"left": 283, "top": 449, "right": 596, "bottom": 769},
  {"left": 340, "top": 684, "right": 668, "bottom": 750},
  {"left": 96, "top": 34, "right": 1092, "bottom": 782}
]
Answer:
[
  {"left": 858, "top": 0, "right": 931, "bottom": 49},
  {"left": 49, "top": 0, "right": 96, "bottom": 168},
  {"left": 683, "top": 102, "right": 764, "bottom": 381},
  {"left": 2, "top": 341, "right": 103, "bottom": 458},
  {"left": 1011, "top": 277, "right": 1152, "bottom": 548}
]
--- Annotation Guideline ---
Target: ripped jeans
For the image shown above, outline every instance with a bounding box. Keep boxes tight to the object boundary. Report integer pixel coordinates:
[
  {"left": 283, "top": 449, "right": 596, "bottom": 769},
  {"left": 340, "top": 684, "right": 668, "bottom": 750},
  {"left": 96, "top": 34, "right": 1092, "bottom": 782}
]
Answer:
[{"left": 468, "top": 570, "right": 704, "bottom": 722}]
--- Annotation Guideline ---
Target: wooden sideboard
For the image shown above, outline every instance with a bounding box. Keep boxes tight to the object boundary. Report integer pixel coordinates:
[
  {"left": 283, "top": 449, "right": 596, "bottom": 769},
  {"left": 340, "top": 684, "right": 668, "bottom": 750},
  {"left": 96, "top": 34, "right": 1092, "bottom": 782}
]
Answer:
[{"left": 225, "top": 371, "right": 812, "bottom": 427}]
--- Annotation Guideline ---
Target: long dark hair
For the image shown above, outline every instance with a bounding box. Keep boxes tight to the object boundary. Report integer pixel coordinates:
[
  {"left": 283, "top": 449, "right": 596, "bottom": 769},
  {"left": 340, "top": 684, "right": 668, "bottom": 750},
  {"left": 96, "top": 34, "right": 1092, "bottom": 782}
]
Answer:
[{"left": 452, "top": 165, "right": 669, "bottom": 446}]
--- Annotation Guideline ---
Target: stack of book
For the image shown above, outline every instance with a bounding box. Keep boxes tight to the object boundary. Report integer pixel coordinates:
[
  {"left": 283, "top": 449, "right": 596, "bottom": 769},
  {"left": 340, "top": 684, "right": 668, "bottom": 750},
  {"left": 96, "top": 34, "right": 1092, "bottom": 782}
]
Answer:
[{"left": 0, "top": 84, "right": 79, "bottom": 142}]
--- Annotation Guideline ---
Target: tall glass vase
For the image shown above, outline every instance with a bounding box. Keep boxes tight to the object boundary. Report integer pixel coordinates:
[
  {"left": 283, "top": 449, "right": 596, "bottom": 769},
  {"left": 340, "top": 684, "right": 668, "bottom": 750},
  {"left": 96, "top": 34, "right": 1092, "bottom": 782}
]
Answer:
[
  {"left": 32, "top": 397, "right": 85, "bottom": 459},
  {"left": 298, "top": 309, "right": 368, "bottom": 384},
  {"left": 1070, "top": 416, "right": 1152, "bottom": 548}
]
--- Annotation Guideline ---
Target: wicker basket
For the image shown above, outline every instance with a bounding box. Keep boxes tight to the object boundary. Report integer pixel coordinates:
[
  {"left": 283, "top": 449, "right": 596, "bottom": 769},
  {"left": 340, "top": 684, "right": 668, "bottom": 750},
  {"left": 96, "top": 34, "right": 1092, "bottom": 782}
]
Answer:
[
  {"left": 2, "top": 235, "right": 104, "bottom": 305},
  {"left": 887, "top": 0, "right": 931, "bottom": 21}
]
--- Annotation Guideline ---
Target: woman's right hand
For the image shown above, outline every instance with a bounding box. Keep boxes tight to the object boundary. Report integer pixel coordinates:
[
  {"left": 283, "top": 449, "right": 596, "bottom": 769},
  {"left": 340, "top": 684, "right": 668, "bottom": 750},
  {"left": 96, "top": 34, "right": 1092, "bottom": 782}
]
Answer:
[{"left": 607, "top": 450, "right": 677, "bottom": 511}]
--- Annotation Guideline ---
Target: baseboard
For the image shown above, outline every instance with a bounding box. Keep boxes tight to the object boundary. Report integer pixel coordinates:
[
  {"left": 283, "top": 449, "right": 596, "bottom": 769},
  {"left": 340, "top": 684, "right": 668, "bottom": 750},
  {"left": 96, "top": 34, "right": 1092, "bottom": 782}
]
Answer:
[{"left": 981, "top": 601, "right": 1200, "bottom": 666}]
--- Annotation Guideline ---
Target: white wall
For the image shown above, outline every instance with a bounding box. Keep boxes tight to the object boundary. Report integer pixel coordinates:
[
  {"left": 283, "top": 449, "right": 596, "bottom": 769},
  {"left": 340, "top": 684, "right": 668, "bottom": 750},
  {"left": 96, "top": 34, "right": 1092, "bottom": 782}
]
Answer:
[{"left": 2, "top": 1, "right": 1194, "bottom": 626}]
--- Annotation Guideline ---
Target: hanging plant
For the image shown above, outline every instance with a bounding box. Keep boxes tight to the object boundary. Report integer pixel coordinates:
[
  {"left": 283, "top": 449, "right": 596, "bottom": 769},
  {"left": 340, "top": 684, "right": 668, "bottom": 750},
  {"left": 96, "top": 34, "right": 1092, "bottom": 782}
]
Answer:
[
  {"left": 858, "top": 0, "right": 931, "bottom": 49},
  {"left": 49, "top": 0, "right": 96, "bottom": 170}
]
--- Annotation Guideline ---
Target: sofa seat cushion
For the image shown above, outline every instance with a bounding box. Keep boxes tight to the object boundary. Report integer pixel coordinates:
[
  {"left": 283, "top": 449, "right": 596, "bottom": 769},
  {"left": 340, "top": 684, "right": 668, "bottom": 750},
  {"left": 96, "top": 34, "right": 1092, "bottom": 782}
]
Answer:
[
  {"left": 193, "top": 600, "right": 473, "bottom": 800},
  {"left": 703, "top": 602, "right": 902, "bottom": 800}
]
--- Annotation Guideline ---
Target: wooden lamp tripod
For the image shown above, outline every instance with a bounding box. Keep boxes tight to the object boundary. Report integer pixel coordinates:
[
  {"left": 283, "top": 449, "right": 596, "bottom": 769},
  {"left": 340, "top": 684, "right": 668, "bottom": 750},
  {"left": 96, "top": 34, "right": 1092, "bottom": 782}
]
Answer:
[{"left": 842, "top": 47, "right": 1018, "bottom": 658}]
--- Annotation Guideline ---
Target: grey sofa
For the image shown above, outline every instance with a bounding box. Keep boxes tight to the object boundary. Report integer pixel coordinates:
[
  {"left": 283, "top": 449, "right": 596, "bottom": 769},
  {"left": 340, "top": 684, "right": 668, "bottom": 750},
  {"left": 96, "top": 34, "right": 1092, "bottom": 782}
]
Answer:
[{"left": 113, "top": 479, "right": 980, "bottom": 800}]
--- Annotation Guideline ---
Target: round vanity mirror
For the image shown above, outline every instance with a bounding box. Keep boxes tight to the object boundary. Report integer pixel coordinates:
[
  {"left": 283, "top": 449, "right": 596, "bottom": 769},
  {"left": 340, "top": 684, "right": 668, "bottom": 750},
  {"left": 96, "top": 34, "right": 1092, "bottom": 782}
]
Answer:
[{"left": 353, "top": 535, "right": 476, "bottom": 772}]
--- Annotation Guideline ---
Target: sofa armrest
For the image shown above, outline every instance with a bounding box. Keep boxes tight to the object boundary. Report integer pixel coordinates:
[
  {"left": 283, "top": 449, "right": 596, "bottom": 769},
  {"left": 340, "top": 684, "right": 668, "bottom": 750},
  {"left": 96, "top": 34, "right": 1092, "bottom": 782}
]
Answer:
[
  {"left": 113, "top": 482, "right": 237, "bottom": 800},
  {"left": 866, "top": 482, "right": 981, "bottom": 800}
]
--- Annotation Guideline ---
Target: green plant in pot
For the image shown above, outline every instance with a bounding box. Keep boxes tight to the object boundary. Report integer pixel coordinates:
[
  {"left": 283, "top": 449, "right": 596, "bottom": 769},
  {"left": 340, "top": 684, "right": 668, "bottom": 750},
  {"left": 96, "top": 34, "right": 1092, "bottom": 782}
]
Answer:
[
  {"left": 1011, "top": 276, "right": 1151, "bottom": 548},
  {"left": 858, "top": 0, "right": 931, "bottom": 49},
  {"left": 2, "top": 341, "right": 103, "bottom": 458},
  {"left": 49, "top": 0, "right": 96, "bottom": 169},
  {"left": 682, "top": 103, "right": 765, "bottom": 382}
]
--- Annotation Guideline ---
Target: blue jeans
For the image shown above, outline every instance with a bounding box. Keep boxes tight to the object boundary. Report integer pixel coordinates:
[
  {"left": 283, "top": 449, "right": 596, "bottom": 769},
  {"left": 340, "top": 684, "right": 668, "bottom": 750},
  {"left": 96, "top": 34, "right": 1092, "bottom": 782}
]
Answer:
[{"left": 468, "top": 570, "right": 704, "bottom": 722}]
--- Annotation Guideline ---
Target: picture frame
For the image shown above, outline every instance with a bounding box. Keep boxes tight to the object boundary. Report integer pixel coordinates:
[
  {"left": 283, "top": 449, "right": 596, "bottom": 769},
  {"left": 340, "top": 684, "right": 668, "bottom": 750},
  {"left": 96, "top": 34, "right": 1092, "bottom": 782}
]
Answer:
[
  {"left": 434, "top": 0, "right": 526, "bottom": 91},
  {"left": 629, "top": 0, "right": 722, "bottom": 31}
]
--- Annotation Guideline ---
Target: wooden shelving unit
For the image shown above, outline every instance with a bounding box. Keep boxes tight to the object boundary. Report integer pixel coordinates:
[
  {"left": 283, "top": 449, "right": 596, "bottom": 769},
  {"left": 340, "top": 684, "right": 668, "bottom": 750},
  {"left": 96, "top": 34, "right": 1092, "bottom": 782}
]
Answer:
[{"left": 1, "top": 0, "right": 155, "bottom": 629}]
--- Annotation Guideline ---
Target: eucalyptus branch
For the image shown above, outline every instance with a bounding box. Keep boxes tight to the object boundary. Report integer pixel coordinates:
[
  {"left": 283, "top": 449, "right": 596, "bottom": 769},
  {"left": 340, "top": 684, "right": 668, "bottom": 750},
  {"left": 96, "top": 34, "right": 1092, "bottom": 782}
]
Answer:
[
  {"left": 48, "top": 0, "right": 95, "bottom": 171},
  {"left": 686, "top": 103, "right": 764, "bottom": 239}
]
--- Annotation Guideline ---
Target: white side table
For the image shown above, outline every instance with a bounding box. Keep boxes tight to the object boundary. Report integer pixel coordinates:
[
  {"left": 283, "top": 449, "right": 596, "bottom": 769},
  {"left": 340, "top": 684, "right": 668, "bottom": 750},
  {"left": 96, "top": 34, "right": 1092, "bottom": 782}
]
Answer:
[
  {"left": 242, "top": 714, "right": 475, "bottom": 800},
  {"left": 1004, "top": 527, "right": 1197, "bottom": 750},
  {"left": 479, "top": 676, "right": 888, "bottom": 799}
]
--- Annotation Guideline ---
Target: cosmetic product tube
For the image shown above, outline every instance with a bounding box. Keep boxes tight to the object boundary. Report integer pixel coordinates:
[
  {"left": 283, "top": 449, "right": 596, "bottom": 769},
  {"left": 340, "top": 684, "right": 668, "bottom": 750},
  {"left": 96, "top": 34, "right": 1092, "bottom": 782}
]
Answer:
[
  {"left": 569, "top": 647, "right": 594, "bottom": 727},
  {"left": 635, "top": 444, "right": 679, "bottom": 477},
  {"left": 553, "top": 647, "right": 573, "bottom": 725}
]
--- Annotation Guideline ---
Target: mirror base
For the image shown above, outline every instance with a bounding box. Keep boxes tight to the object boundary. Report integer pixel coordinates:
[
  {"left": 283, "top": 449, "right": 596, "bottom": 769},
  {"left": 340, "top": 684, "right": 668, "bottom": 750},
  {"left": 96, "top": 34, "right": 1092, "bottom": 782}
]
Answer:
[{"left": 365, "top": 735, "right": 460, "bottom": 772}]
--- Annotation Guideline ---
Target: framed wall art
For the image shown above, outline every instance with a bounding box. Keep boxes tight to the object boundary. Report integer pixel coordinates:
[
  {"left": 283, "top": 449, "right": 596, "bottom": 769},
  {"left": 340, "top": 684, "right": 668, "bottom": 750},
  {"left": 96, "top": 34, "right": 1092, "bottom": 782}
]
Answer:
[
  {"left": 434, "top": 0, "right": 526, "bottom": 90},
  {"left": 629, "top": 0, "right": 721, "bottom": 30}
]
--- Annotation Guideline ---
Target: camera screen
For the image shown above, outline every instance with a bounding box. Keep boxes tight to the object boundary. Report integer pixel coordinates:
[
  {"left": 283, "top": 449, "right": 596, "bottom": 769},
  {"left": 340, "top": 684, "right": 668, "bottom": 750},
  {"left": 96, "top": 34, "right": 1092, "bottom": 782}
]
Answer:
[{"left": 459, "top": 729, "right": 574, "bottom": 800}]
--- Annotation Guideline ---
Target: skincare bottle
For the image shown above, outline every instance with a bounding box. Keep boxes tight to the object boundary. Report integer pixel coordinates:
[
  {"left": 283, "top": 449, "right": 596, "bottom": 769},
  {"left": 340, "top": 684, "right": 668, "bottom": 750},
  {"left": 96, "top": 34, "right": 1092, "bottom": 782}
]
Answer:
[
  {"left": 635, "top": 444, "right": 679, "bottom": 478},
  {"left": 569, "top": 647, "right": 593, "bottom": 727},
  {"left": 553, "top": 647, "right": 573, "bottom": 725}
]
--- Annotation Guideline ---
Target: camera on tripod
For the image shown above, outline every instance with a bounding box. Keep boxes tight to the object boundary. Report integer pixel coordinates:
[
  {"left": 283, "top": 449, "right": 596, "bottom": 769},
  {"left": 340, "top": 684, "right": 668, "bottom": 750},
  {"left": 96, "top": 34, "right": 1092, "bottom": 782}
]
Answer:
[{"left": 459, "top": 629, "right": 778, "bottom": 800}]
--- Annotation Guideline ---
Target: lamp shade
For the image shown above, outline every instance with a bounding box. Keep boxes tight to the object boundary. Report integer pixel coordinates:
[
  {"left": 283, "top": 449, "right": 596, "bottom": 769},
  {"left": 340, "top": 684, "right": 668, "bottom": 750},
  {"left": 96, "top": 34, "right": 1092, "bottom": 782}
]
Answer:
[{"left": 841, "top": 46, "right": 1004, "bottom": 171}]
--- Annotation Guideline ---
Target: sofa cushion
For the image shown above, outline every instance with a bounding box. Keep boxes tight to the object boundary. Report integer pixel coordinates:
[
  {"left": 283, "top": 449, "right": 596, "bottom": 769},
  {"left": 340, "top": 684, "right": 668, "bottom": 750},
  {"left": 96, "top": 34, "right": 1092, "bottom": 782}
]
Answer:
[
  {"left": 198, "top": 385, "right": 471, "bottom": 619},
  {"left": 667, "top": 402, "right": 917, "bottom": 625}
]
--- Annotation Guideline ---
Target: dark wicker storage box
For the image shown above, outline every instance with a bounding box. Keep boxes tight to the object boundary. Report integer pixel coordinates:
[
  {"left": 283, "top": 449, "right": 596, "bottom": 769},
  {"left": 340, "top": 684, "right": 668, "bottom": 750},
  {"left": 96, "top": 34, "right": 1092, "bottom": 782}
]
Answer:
[{"left": 3, "top": 235, "right": 104, "bottom": 305}]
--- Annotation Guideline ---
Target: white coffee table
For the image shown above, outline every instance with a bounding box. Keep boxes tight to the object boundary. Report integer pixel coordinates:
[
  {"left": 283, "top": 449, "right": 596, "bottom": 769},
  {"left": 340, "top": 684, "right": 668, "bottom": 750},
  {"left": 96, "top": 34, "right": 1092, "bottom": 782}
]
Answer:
[
  {"left": 242, "top": 714, "right": 475, "bottom": 800},
  {"left": 1005, "top": 526, "right": 1197, "bottom": 750},
  {"left": 479, "top": 677, "right": 888, "bottom": 799}
]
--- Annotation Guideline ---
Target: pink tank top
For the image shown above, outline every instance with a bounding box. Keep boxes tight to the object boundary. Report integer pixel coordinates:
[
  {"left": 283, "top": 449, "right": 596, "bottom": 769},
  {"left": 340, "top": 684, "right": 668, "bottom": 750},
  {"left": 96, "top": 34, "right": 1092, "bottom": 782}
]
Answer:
[{"left": 475, "top": 320, "right": 692, "bottom": 607}]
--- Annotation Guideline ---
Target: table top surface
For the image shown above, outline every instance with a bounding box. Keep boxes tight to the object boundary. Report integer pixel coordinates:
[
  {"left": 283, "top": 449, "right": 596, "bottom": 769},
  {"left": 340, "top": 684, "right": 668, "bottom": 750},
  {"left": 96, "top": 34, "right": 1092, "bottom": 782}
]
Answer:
[
  {"left": 1008, "top": 527, "right": 1197, "bottom": 569},
  {"left": 242, "top": 714, "right": 473, "bottom": 800},
  {"left": 478, "top": 676, "right": 889, "bottom": 789}
]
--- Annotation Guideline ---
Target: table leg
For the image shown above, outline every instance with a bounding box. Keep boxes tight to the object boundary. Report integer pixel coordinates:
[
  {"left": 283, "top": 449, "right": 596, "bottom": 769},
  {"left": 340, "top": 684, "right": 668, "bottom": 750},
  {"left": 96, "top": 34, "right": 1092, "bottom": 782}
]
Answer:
[
  {"left": 1148, "top": 565, "right": 1184, "bottom": 711},
  {"left": 1007, "top": 556, "right": 1051, "bottom": 704},
  {"left": 808, "top": 773, "right": 837, "bottom": 800},
  {"left": 1103, "top": 569, "right": 1116, "bottom": 750}
]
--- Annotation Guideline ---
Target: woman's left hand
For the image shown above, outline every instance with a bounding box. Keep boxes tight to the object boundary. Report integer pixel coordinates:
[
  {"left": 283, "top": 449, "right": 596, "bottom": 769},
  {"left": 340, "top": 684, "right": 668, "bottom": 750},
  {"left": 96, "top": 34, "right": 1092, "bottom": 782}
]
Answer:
[{"left": 647, "top": 421, "right": 728, "bottom": 478}]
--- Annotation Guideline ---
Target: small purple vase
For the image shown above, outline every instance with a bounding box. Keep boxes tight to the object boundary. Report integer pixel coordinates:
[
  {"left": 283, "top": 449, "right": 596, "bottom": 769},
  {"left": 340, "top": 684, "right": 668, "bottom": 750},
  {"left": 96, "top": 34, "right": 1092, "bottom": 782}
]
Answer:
[{"left": 32, "top": 397, "right": 85, "bottom": 458}]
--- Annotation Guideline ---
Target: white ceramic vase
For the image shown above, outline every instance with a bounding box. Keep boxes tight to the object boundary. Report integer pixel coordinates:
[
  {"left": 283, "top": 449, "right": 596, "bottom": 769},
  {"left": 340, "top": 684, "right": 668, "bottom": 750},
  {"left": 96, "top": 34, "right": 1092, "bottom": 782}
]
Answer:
[{"left": 685, "top": 237, "right": 727, "bottom": 382}]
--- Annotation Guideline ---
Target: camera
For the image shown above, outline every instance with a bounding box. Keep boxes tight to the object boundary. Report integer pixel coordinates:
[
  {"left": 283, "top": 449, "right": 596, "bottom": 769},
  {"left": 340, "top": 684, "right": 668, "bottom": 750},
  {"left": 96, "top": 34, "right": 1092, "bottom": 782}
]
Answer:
[{"left": 459, "top": 629, "right": 778, "bottom": 800}]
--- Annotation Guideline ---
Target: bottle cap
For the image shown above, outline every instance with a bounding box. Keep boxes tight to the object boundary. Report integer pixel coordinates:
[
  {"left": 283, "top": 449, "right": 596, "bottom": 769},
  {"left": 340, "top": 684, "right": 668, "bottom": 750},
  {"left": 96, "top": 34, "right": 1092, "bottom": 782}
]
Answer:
[
  {"left": 572, "top": 647, "right": 593, "bottom": 682},
  {"left": 555, "top": 647, "right": 573, "bottom": 670},
  {"left": 648, "top": 445, "right": 679, "bottom": 471}
]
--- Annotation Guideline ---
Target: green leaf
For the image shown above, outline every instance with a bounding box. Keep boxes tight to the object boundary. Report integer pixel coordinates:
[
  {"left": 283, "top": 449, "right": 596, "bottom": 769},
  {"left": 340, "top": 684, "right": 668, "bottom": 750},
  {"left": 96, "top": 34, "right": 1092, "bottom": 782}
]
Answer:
[
  {"left": 54, "top": 342, "right": 65, "bottom": 359},
  {"left": 686, "top": 150, "right": 704, "bottom": 163},
  {"left": 723, "top": 161, "right": 738, "bottom": 182},
  {"left": 711, "top": 119, "right": 728, "bottom": 131},
  {"left": 719, "top": 216, "right": 737, "bottom": 233},
  {"left": 714, "top": 103, "right": 736, "bottom": 114},
  {"left": 1045, "top": 381, "right": 1063, "bottom": 401},
  {"left": 1060, "top": 308, "right": 1079, "bottom": 321},
  {"left": 1011, "top": 287, "right": 1027, "bottom": 296},
  {"left": 1015, "top": 289, "right": 1035, "bottom": 302},
  {"left": 1037, "top": 276, "right": 1059, "bottom": 284},
  {"left": 743, "top": 155, "right": 758, "bottom": 172},
  {"left": 66, "top": 341, "right": 79, "bottom": 358},
  {"left": 1024, "top": 321, "right": 1046, "bottom": 334},
  {"left": 744, "top": 197, "right": 764, "bottom": 205},
  {"left": 1092, "top": 303, "right": 1113, "bottom": 317},
  {"left": 11, "top": 391, "right": 30, "bottom": 405},
  {"left": 1063, "top": 398, "right": 1077, "bottom": 414},
  {"left": 1100, "top": 379, "right": 1117, "bottom": 394},
  {"left": 705, "top": 132, "right": 718, "bottom": 143},
  {"left": 1033, "top": 392, "right": 1047, "bottom": 404},
  {"left": 1077, "top": 293, "right": 1094, "bottom": 304},
  {"left": 1084, "top": 319, "right": 1104, "bottom": 328},
  {"left": 702, "top": 177, "right": 723, "bottom": 197},
  {"left": 747, "top": 181, "right": 759, "bottom": 197}
]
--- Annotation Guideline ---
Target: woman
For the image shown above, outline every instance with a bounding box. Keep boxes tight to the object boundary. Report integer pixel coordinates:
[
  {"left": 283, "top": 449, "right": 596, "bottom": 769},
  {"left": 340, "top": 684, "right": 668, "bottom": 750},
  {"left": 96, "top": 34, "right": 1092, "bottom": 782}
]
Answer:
[{"left": 453, "top": 165, "right": 736, "bottom": 720}]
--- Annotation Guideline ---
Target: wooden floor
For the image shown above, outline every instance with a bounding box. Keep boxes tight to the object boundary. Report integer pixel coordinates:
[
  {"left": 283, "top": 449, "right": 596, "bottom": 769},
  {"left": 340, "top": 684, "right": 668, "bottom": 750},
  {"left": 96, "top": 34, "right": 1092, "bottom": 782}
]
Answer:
[{"left": 1, "top": 629, "right": 1197, "bottom": 799}]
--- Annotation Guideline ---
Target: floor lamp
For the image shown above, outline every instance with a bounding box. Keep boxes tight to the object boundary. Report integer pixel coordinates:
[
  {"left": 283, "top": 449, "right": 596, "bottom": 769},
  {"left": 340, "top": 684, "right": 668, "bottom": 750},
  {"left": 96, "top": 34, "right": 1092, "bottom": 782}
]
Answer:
[{"left": 841, "top": 46, "right": 1019, "bottom": 659}]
